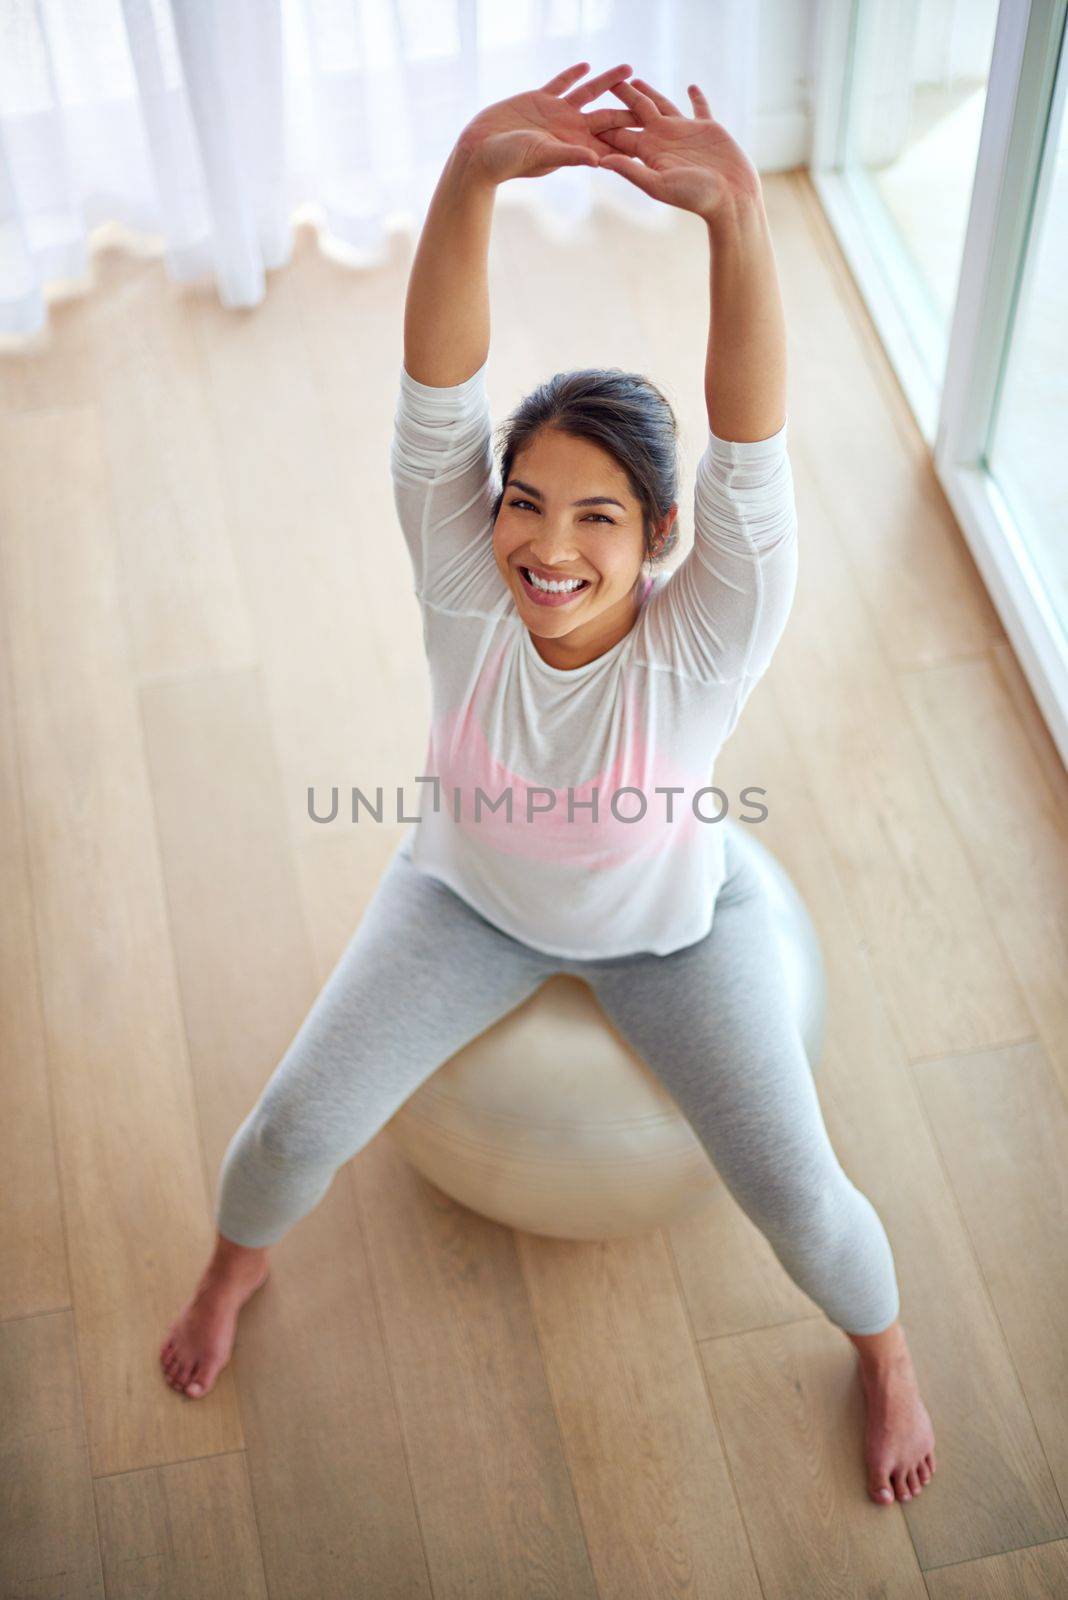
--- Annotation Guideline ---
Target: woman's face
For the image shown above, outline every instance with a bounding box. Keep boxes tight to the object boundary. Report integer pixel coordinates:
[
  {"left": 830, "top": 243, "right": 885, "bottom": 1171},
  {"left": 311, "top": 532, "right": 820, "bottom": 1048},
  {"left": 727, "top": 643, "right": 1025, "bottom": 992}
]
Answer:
[{"left": 492, "top": 425, "right": 676, "bottom": 667}]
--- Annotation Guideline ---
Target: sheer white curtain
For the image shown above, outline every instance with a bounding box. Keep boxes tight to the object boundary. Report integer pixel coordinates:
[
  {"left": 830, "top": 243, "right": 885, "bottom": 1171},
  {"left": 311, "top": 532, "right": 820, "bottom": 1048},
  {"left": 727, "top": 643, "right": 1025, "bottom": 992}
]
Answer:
[{"left": 0, "top": 0, "right": 758, "bottom": 335}]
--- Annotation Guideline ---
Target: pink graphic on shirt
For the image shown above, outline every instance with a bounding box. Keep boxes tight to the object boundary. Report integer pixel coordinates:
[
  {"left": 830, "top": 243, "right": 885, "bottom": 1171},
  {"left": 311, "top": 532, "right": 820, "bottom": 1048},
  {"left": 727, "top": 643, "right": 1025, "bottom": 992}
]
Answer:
[{"left": 422, "top": 610, "right": 708, "bottom": 870}]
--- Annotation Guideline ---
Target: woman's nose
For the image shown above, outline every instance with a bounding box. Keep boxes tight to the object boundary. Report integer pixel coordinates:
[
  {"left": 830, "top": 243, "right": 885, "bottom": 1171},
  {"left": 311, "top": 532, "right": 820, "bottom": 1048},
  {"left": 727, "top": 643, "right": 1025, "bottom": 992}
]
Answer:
[{"left": 530, "top": 529, "right": 581, "bottom": 561}]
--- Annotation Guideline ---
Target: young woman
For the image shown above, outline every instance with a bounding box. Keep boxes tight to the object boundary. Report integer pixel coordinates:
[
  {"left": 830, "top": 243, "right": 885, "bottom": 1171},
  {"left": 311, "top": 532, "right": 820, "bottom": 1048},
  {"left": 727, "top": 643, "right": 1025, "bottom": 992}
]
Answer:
[{"left": 161, "top": 61, "right": 935, "bottom": 1509}]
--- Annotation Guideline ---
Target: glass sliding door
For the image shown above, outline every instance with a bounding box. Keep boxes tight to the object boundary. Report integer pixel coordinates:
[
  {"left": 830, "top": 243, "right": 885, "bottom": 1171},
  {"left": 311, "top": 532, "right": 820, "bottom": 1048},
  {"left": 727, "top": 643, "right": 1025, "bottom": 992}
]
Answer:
[
  {"left": 812, "top": 0, "right": 1068, "bottom": 772},
  {"left": 985, "top": 74, "right": 1068, "bottom": 651},
  {"left": 841, "top": 0, "right": 1000, "bottom": 413}
]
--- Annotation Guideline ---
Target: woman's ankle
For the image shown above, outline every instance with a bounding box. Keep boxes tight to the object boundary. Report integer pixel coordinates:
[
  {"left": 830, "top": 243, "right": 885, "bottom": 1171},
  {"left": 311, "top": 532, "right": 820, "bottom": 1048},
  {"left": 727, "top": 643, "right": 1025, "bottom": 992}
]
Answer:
[{"left": 209, "top": 1230, "right": 269, "bottom": 1274}]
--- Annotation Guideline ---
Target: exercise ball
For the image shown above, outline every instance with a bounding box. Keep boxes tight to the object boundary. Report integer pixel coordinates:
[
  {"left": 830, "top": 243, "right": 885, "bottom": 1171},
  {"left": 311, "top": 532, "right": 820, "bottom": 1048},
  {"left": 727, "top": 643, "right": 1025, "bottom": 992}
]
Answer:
[{"left": 385, "top": 819, "right": 826, "bottom": 1240}]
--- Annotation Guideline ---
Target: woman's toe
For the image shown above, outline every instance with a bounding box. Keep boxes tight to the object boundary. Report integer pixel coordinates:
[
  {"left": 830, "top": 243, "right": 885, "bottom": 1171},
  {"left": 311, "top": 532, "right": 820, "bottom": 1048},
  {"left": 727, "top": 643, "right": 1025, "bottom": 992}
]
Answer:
[
  {"left": 186, "top": 1363, "right": 214, "bottom": 1399},
  {"left": 870, "top": 1473, "right": 894, "bottom": 1505},
  {"left": 906, "top": 1467, "right": 921, "bottom": 1495}
]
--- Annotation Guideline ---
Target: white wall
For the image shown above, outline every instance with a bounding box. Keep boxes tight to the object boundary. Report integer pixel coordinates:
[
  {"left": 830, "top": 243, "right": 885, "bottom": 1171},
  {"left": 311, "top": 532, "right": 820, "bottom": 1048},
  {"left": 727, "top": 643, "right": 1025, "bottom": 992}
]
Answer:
[{"left": 753, "top": 0, "right": 820, "bottom": 172}]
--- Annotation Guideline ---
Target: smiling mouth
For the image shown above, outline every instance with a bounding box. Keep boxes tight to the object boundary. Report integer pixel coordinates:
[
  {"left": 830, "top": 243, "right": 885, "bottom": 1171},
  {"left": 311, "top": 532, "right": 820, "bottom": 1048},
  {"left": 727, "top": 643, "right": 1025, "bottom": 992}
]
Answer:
[{"left": 517, "top": 564, "right": 592, "bottom": 594}]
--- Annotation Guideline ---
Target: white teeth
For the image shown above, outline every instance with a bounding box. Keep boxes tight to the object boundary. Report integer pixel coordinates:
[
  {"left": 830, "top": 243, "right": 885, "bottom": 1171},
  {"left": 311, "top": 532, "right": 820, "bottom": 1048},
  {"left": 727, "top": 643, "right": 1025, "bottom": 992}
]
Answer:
[{"left": 525, "top": 568, "right": 586, "bottom": 594}]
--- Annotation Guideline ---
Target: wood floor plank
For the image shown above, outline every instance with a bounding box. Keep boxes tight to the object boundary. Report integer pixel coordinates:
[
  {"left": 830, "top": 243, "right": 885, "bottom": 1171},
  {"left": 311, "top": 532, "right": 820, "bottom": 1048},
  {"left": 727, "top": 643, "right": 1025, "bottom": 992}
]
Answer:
[
  {"left": 912, "top": 1039, "right": 1068, "bottom": 1506},
  {"left": 94, "top": 1451, "right": 266, "bottom": 1598},
  {"left": 770, "top": 173, "right": 1004, "bottom": 668},
  {"left": 701, "top": 1317, "right": 928, "bottom": 1597},
  {"left": 518, "top": 1227, "right": 765, "bottom": 1599},
  {"left": 666, "top": 1159, "right": 823, "bottom": 1341},
  {"left": 923, "top": 1538, "right": 1068, "bottom": 1597},
  {"left": 83, "top": 244, "right": 258, "bottom": 683},
  {"left": 142, "top": 666, "right": 433, "bottom": 1598},
  {"left": 900, "top": 654, "right": 1068, "bottom": 1091},
  {"left": 493, "top": 198, "right": 678, "bottom": 399},
  {"left": 0, "top": 1311, "right": 103, "bottom": 1598},
  {"left": 991, "top": 638, "right": 1068, "bottom": 822},
  {"left": 349, "top": 1135, "right": 601, "bottom": 1599},
  {"left": 696, "top": 676, "right": 1066, "bottom": 1569},
  {"left": 0, "top": 408, "right": 226, "bottom": 1476},
  {"left": 0, "top": 556, "right": 68, "bottom": 1321},
  {"left": 769, "top": 433, "right": 1033, "bottom": 1058},
  {"left": 0, "top": 286, "right": 97, "bottom": 413},
  {"left": 285, "top": 223, "right": 447, "bottom": 781},
  {"left": 186, "top": 252, "right": 415, "bottom": 845}
]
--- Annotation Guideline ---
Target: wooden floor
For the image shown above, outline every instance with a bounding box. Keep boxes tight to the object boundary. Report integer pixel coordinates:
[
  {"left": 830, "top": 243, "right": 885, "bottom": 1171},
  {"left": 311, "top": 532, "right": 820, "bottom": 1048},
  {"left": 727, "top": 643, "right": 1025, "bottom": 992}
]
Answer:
[{"left": 3, "top": 170, "right": 1067, "bottom": 1598}]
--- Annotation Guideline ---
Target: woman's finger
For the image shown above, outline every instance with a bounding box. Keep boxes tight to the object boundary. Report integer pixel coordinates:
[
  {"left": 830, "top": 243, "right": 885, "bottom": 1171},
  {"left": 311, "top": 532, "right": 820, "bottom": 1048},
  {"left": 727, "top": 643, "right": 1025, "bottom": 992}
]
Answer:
[
  {"left": 688, "top": 82, "right": 714, "bottom": 119},
  {"left": 629, "top": 76, "right": 683, "bottom": 117},
  {"left": 551, "top": 144, "right": 602, "bottom": 168},
  {"left": 585, "top": 108, "right": 642, "bottom": 136},
  {"left": 607, "top": 78, "right": 659, "bottom": 123},
  {"left": 595, "top": 127, "right": 642, "bottom": 157},
  {"left": 539, "top": 61, "right": 591, "bottom": 95},
  {"left": 598, "top": 152, "right": 664, "bottom": 198},
  {"left": 562, "top": 61, "right": 633, "bottom": 107}
]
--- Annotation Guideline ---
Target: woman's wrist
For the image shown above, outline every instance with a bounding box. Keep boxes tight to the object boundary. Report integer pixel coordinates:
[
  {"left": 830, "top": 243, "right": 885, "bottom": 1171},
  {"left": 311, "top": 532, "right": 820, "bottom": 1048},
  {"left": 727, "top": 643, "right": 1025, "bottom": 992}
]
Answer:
[
  {"left": 702, "top": 184, "right": 767, "bottom": 247},
  {"left": 450, "top": 132, "right": 502, "bottom": 195}
]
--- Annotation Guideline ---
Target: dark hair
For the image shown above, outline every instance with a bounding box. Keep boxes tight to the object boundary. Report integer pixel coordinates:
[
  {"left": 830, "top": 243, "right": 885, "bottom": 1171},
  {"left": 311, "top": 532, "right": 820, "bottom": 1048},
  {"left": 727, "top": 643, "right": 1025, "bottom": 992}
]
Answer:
[{"left": 490, "top": 368, "right": 681, "bottom": 572}]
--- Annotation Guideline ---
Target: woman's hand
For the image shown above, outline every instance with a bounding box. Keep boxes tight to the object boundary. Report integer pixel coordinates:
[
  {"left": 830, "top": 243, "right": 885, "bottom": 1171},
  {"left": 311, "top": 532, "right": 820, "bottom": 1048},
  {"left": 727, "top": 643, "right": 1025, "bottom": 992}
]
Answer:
[
  {"left": 596, "top": 77, "right": 762, "bottom": 223},
  {"left": 456, "top": 61, "right": 639, "bottom": 185}
]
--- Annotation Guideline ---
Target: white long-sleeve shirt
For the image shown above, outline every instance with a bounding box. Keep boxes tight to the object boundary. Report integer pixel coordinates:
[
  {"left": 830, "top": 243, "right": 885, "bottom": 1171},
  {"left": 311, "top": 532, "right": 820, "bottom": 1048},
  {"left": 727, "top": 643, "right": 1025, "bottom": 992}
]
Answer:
[{"left": 389, "top": 358, "right": 798, "bottom": 958}]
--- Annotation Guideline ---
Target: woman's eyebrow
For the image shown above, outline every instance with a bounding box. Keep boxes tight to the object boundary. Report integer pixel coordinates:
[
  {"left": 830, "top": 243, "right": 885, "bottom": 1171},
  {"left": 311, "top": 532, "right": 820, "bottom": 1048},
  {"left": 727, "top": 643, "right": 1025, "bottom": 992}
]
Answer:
[{"left": 505, "top": 477, "right": 626, "bottom": 510}]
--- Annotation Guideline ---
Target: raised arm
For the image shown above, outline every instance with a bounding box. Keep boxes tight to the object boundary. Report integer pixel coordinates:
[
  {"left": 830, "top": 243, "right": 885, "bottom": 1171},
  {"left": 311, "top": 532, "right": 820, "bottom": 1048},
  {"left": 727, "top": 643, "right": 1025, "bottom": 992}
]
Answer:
[
  {"left": 598, "top": 78, "right": 797, "bottom": 688},
  {"left": 393, "top": 63, "right": 639, "bottom": 609},
  {"left": 402, "top": 61, "right": 636, "bottom": 387},
  {"left": 401, "top": 146, "right": 495, "bottom": 388},
  {"left": 598, "top": 75, "right": 787, "bottom": 439},
  {"left": 702, "top": 187, "right": 788, "bottom": 442}
]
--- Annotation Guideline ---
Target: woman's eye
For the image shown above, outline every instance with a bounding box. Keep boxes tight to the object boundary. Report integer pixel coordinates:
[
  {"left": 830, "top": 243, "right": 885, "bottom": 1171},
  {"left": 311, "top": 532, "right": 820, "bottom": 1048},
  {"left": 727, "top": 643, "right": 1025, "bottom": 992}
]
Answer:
[{"left": 507, "top": 499, "right": 613, "bottom": 524}]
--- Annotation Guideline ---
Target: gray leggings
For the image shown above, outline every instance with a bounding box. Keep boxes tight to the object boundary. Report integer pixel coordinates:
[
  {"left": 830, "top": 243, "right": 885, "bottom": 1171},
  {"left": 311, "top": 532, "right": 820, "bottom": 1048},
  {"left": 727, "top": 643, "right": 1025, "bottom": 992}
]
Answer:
[{"left": 214, "top": 829, "right": 900, "bottom": 1336}]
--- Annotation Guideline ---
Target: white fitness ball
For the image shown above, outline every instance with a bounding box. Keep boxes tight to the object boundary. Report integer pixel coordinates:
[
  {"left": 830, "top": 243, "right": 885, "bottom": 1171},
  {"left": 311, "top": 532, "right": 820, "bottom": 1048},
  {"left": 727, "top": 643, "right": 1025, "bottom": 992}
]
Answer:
[{"left": 385, "top": 819, "right": 825, "bottom": 1239}]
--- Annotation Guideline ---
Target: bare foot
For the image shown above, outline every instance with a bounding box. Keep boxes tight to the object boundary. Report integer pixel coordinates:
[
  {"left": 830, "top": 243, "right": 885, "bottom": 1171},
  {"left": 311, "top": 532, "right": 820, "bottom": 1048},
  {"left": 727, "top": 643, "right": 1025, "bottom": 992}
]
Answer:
[
  {"left": 159, "top": 1254, "right": 270, "bottom": 1399},
  {"left": 857, "top": 1339, "right": 936, "bottom": 1506}
]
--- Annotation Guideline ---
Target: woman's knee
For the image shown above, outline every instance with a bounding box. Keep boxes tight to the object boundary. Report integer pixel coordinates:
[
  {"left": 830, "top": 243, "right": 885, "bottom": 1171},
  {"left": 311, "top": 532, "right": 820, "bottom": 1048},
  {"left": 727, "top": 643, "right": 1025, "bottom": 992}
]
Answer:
[{"left": 243, "top": 1092, "right": 355, "bottom": 1171}]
